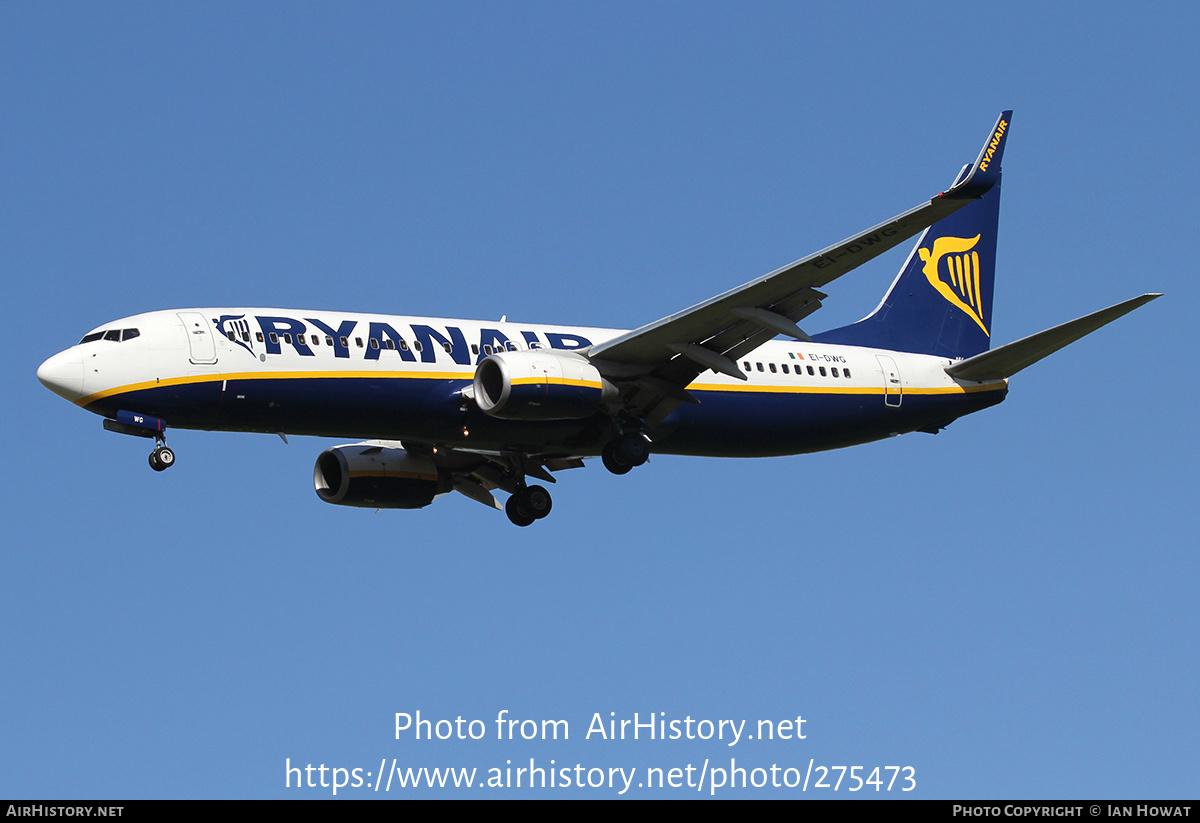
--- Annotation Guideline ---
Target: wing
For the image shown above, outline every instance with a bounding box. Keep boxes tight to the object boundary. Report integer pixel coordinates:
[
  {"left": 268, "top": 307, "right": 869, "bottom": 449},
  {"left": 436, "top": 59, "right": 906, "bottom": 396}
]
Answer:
[{"left": 587, "top": 111, "right": 1013, "bottom": 426}]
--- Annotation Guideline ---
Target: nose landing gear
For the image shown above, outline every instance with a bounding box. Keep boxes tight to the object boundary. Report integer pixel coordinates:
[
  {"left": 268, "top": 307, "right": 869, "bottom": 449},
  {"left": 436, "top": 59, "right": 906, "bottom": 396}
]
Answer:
[
  {"left": 148, "top": 442, "right": 176, "bottom": 472},
  {"left": 102, "top": 412, "right": 175, "bottom": 472}
]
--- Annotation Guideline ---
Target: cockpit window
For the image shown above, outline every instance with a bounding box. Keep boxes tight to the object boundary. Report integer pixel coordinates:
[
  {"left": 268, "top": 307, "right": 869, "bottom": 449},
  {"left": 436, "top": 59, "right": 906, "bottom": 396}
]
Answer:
[{"left": 80, "top": 328, "right": 140, "bottom": 344}]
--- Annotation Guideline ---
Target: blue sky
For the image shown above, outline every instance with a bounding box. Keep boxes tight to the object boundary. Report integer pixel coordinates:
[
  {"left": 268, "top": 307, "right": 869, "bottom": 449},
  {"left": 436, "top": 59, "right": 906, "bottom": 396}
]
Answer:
[{"left": 3, "top": 2, "right": 1197, "bottom": 798}]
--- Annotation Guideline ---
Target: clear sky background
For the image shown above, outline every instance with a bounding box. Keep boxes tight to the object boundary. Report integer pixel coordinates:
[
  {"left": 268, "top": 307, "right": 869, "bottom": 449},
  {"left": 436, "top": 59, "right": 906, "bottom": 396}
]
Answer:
[{"left": 3, "top": 2, "right": 1196, "bottom": 799}]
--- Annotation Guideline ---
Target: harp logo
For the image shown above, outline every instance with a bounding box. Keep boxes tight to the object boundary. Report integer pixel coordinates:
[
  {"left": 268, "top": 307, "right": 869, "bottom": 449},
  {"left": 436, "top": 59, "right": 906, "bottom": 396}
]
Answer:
[
  {"left": 214, "top": 314, "right": 257, "bottom": 357},
  {"left": 918, "top": 234, "right": 989, "bottom": 336}
]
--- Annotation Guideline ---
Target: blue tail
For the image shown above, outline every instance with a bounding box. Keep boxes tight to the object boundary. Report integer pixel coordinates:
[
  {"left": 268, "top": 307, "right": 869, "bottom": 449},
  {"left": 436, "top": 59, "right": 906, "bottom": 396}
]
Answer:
[{"left": 814, "top": 113, "right": 1010, "bottom": 359}]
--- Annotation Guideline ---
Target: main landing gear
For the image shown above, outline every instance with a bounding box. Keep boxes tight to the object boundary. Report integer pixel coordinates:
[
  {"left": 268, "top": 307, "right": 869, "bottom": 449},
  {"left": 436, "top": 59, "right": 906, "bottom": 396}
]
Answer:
[
  {"left": 148, "top": 441, "right": 176, "bottom": 472},
  {"left": 505, "top": 484, "right": 553, "bottom": 527},
  {"left": 602, "top": 432, "right": 649, "bottom": 475}
]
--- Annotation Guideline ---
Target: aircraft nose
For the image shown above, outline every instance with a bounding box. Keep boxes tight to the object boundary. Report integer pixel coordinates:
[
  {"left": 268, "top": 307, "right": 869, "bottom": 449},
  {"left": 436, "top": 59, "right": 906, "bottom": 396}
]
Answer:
[{"left": 37, "top": 348, "right": 85, "bottom": 402}]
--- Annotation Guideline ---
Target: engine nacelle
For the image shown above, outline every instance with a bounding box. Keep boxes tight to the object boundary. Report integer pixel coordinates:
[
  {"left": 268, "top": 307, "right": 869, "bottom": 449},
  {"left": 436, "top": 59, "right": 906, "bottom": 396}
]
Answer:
[
  {"left": 314, "top": 444, "right": 452, "bottom": 509},
  {"left": 473, "top": 350, "right": 617, "bottom": 420}
]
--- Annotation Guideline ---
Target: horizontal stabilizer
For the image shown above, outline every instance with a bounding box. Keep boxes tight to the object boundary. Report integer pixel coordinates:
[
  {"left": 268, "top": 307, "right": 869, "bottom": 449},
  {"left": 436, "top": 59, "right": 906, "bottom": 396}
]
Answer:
[{"left": 946, "top": 293, "right": 1161, "bottom": 382}]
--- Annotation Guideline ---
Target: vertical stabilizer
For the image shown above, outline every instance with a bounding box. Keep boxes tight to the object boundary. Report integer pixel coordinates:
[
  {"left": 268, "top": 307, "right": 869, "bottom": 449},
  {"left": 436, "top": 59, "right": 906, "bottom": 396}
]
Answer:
[{"left": 815, "top": 112, "right": 1010, "bottom": 359}]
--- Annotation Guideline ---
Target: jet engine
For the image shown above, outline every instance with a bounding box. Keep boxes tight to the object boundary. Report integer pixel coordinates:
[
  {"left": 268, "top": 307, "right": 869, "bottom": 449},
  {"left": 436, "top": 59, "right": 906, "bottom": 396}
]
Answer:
[
  {"left": 473, "top": 350, "right": 617, "bottom": 420},
  {"left": 314, "top": 444, "right": 453, "bottom": 508}
]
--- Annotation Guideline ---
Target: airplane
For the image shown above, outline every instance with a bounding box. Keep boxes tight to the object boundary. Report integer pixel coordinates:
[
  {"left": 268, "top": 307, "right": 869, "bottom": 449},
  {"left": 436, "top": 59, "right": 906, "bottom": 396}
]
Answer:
[{"left": 37, "top": 111, "right": 1159, "bottom": 526}]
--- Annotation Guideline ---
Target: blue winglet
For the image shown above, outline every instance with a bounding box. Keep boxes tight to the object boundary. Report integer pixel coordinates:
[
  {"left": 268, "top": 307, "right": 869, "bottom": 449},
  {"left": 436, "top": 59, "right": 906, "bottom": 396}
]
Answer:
[{"left": 942, "top": 110, "right": 1012, "bottom": 199}]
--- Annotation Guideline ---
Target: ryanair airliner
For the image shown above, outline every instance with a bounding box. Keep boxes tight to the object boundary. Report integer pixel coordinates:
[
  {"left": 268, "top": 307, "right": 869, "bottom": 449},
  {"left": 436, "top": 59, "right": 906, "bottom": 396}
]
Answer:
[{"left": 37, "top": 112, "right": 1159, "bottom": 526}]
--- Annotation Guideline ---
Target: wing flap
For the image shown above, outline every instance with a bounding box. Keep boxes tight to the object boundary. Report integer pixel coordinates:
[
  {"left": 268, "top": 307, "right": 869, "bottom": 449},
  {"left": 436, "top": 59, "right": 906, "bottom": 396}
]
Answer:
[{"left": 715, "top": 287, "right": 825, "bottom": 364}]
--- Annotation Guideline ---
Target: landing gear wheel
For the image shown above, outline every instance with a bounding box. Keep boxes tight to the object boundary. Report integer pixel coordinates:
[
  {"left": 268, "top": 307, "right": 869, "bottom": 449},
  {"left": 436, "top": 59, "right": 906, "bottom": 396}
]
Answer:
[
  {"left": 149, "top": 446, "right": 175, "bottom": 472},
  {"left": 615, "top": 432, "right": 649, "bottom": 467},
  {"left": 602, "top": 443, "right": 633, "bottom": 475},
  {"left": 520, "top": 485, "right": 553, "bottom": 519},
  {"left": 505, "top": 495, "right": 536, "bottom": 527},
  {"left": 506, "top": 485, "right": 552, "bottom": 525}
]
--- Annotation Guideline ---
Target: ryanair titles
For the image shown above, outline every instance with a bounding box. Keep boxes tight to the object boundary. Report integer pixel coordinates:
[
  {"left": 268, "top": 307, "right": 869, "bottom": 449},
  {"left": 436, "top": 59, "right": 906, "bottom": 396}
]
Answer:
[
  {"left": 978, "top": 118, "right": 1008, "bottom": 172},
  {"left": 213, "top": 314, "right": 592, "bottom": 366}
]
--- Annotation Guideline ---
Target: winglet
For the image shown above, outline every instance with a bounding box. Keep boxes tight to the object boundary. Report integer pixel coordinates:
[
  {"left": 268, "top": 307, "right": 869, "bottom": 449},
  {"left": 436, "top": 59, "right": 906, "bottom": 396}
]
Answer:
[{"left": 942, "top": 110, "right": 1012, "bottom": 199}]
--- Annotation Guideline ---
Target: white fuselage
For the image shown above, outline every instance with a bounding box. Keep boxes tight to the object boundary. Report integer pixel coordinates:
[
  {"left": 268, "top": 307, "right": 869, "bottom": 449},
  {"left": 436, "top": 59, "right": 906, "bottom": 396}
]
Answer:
[{"left": 39, "top": 308, "right": 1008, "bottom": 458}]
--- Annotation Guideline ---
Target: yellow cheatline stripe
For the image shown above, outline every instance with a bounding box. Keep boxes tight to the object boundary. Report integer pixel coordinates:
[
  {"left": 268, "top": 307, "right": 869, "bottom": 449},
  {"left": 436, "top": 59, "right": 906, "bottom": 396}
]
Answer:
[
  {"left": 80, "top": 368, "right": 1007, "bottom": 407},
  {"left": 510, "top": 376, "right": 603, "bottom": 389},
  {"left": 685, "top": 380, "right": 1005, "bottom": 396}
]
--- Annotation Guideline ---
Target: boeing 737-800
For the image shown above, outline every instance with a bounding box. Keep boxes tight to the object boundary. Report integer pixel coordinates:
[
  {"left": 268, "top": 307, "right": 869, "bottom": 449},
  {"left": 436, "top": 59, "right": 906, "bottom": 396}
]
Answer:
[{"left": 37, "top": 112, "right": 1159, "bottom": 526}]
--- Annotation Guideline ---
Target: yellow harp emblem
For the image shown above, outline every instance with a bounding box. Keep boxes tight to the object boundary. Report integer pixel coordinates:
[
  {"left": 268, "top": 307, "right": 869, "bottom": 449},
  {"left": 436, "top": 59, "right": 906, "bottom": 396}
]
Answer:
[{"left": 918, "top": 234, "right": 989, "bottom": 336}]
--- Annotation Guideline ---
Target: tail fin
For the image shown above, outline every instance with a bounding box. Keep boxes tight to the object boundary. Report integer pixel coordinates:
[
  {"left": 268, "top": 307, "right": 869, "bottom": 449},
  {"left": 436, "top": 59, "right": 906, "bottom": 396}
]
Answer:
[{"left": 815, "top": 112, "right": 1011, "bottom": 359}]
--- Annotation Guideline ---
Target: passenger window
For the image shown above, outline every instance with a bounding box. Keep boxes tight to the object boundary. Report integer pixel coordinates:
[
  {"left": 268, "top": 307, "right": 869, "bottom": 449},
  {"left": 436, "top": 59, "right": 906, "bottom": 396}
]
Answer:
[
  {"left": 241, "top": 332, "right": 250, "bottom": 342},
  {"left": 484, "top": 345, "right": 493, "bottom": 355},
  {"left": 769, "top": 363, "right": 777, "bottom": 373},
  {"left": 269, "top": 332, "right": 278, "bottom": 344},
  {"left": 743, "top": 361, "right": 751, "bottom": 371},
  {"left": 325, "top": 335, "right": 333, "bottom": 346},
  {"left": 256, "top": 333, "right": 264, "bottom": 343},
  {"left": 443, "top": 342, "right": 453, "bottom": 353},
  {"left": 283, "top": 333, "right": 292, "bottom": 344},
  {"left": 831, "top": 367, "right": 839, "bottom": 377},
  {"left": 385, "top": 339, "right": 395, "bottom": 350},
  {"left": 807, "top": 366, "right": 815, "bottom": 375},
  {"left": 399, "top": 340, "right": 409, "bottom": 351},
  {"left": 819, "top": 366, "right": 826, "bottom": 376},
  {"left": 340, "top": 336, "right": 348, "bottom": 347},
  {"left": 781, "top": 364, "right": 789, "bottom": 374},
  {"left": 227, "top": 331, "right": 236, "bottom": 341},
  {"left": 355, "top": 337, "right": 363, "bottom": 348},
  {"left": 414, "top": 341, "right": 423, "bottom": 352},
  {"left": 844, "top": 368, "right": 852, "bottom": 378},
  {"left": 756, "top": 362, "right": 764, "bottom": 372},
  {"left": 471, "top": 344, "right": 480, "bottom": 355},
  {"left": 507, "top": 342, "right": 517, "bottom": 351},
  {"left": 370, "top": 338, "right": 379, "bottom": 349}
]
